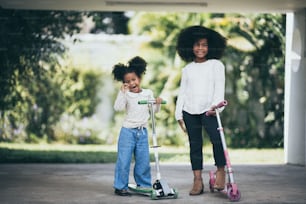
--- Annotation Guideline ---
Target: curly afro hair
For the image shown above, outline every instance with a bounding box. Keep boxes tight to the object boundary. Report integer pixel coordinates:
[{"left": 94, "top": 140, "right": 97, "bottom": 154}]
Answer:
[
  {"left": 176, "top": 25, "right": 227, "bottom": 62},
  {"left": 112, "top": 56, "right": 147, "bottom": 82}
]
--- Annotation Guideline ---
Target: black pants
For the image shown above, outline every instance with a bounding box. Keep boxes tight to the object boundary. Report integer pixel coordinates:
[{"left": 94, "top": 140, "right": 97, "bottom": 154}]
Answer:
[{"left": 183, "top": 111, "right": 226, "bottom": 170}]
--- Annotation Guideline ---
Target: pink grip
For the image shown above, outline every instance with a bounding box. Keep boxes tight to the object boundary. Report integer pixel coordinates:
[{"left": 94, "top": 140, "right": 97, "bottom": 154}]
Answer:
[
  {"left": 216, "top": 100, "right": 228, "bottom": 108},
  {"left": 205, "top": 100, "right": 228, "bottom": 116}
]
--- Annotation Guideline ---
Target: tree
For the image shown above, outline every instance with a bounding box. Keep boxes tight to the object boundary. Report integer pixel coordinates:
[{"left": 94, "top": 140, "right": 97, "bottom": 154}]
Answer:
[
  {"left": 0, "top": 8, "right": 132, "bottom": 142},
  {"left": 90, "top": 12, "right": 129, "bottom": 34},
  {"left": 0, "top": 8, "right": 84, "bottom": 141},
  {"left": 224, "top": 14, "right": 285, "bottom": 147}
]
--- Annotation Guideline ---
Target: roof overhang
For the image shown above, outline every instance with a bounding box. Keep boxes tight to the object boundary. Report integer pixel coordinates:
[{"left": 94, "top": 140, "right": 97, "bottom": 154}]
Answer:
[{"left": 0, "top": 0, "right": 305, "bottom": 13}]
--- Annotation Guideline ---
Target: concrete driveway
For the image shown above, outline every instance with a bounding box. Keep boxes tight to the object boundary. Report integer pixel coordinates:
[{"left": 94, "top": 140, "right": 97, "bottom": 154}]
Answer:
[{"left": 1, "top": 163, "right": 306, "bottom": 203}]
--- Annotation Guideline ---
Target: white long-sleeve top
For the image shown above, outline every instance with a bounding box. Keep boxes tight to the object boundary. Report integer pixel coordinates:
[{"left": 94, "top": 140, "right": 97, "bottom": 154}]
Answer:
[
  {"left": 114, "top": 89, "right": 160, "bottom": 128},
  {"left": 175, "top": 59, "right": 225, "bottom": 120}
]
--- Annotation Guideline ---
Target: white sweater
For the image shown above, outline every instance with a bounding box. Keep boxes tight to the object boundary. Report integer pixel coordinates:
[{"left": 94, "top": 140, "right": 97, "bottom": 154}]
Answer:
[
  {"left": 114, "top": 89, "right": 160, "bottom": 128},
  {"left": 175, "top": 59, "right": 225, "bottom": 120}
]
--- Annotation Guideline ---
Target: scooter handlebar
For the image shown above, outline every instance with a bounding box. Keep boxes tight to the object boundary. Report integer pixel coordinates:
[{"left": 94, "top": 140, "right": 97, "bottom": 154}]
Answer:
[
  {"left": 216, "top": 100, "right": 228, "bottom": 108},
  {"left": 138, "top": 100, "right": 167, "bottom": 105},
  {"left": 205, "top": 100, "right": 228, "bottom": 116}
]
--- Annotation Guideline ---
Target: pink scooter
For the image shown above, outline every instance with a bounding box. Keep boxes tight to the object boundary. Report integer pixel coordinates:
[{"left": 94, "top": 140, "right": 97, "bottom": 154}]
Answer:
[{"left": 206, "top": 100, "right": 241, "bottom": 202}]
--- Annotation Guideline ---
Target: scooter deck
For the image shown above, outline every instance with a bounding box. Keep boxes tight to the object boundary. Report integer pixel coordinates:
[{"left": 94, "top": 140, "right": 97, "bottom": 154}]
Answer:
[{"left": 128, "top": 184, "right": 152, "bottom": 196}]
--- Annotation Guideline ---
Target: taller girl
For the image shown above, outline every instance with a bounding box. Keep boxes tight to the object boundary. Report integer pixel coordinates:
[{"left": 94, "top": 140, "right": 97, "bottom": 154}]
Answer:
[{"left": 175, "top": 25, "right": 227, "bottom": 195}]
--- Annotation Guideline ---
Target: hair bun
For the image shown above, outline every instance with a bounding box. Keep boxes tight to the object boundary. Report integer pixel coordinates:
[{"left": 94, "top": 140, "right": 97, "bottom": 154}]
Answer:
[{"left": 128, "top": 56, "right": 147, "bottom": 69}]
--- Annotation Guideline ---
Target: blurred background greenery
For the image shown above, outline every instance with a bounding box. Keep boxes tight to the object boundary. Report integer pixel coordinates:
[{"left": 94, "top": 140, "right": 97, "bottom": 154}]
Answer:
[{"left": 0, "top": 9, "right": 285, "bottom": 149}]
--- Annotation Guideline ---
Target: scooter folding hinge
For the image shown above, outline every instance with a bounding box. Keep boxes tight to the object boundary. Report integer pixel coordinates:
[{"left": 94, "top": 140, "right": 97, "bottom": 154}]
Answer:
[{"left": 159, "top": 179, "right": 172, "bottom": 195}]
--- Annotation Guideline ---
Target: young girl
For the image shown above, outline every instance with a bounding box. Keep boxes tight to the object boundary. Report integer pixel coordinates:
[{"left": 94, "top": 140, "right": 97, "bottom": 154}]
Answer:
[
  {"left": 112, "top": 56, "right": 163, "bottom": 196},
  {"left": 175, "top": 25, "right": 227, "bottom": 195}
]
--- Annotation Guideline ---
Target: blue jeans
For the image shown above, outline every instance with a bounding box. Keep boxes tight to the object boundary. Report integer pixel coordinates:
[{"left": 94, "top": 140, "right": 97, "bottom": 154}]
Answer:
[{"left": 113, "top": 127, "right": 151, "bottom": 190}]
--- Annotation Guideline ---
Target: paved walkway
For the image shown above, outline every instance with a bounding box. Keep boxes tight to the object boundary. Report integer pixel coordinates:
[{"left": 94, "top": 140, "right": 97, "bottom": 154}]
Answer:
[{"left": 1, "top": 163, "right": 306, "bottom": 203}]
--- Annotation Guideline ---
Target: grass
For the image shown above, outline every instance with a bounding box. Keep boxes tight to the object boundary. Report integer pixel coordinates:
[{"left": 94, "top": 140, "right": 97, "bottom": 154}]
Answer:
[{"left": 0, "top": 143, "right": 284, "bottom": 164}]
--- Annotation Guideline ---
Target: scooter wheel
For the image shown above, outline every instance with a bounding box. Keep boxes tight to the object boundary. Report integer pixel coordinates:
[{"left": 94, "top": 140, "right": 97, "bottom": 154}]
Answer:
[
  {"left": 209, "top": 170, "right": 215, "bottom": 193},
  {"left": 153, "top": 182, "right": 161, "bottom": 190},
  {"left": 150, "top": 190, "right": 158, "bottom": 200},
  {"left": 209, "top": 184, "right": 215, "bottom": 193},
  {"left": 173, "top": 188, "right": 179, "bottom": 199},
  {"left": 209, "top": 180, "right": 215, "bottom": 192},
  {"left": 227, "top": 187, "right": 241, "bottom": 202}
]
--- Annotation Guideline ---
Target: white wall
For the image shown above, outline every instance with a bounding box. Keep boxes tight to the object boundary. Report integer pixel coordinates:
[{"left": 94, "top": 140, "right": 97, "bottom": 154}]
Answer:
[{"left": 284, "top": 10, "right": 306, "bottom": 166}]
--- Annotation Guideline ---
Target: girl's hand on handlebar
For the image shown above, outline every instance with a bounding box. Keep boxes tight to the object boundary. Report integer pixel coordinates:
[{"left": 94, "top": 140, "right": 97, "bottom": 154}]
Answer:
[
  {"left": 155, "top": 97, "right": 163, "bottom": 104},
  {"left": 208, "top": 105, "right": 217, "bottom": 116},
  {"left": 178, "top": 119, "right": 187, "bottom": 133}
]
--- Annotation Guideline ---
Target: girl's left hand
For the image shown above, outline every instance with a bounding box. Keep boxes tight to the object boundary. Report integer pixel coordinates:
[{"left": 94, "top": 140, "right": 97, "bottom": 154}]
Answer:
[
  {"left": 178, "top": 119, "right": 187, "bottom": 133},
  {"left": 208, "top": 105, "right": 217, "bottom": 116}
]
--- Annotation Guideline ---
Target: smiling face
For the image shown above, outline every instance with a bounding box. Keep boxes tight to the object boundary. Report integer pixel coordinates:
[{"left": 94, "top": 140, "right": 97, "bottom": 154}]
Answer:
[
  {"left": 193, "top": 38, "right": 208, "bottom": 63},
  {"left": 123, "top": 72, "right": 141, "bottom": 93}
]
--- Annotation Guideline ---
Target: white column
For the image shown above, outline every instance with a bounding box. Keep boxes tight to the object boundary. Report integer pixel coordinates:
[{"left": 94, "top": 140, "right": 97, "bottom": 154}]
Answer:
[{"left": 284, "top": 10, "right": 306, "bottom": 166}]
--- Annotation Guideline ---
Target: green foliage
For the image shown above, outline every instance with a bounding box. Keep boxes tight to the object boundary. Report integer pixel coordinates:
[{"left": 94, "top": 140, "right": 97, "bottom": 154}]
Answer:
[
  {"left": 90, "top": 12, "right": 129, "bottom": 34},
  {"left": 0, "top": 9, "right": 83, "bottom": 112},
  {"left": 0, "top": 64, "right": 103, "bottom": 143},
  {"left": 62, "top": 68, "right": 102, "bottom": 117},
  {"left": 0, "top": 147, "right": 117, "bottom": 163},
  {"left": 222, "top": 14, "right": 285, "bottom": 147},
  {"left": 49, "top": 67, "right": 104, "bottom": 144},
  {"left": 0, "top": 8, "right": 83, "bottom": 142},
  {"left": 0, "top": 9, "right": 106, "bottom": 144}
]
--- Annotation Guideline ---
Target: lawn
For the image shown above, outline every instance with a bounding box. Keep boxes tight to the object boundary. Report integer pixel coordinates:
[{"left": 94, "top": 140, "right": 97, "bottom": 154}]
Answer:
[{"left": 0, "top": 143, "right": 284, "bottom": 164}]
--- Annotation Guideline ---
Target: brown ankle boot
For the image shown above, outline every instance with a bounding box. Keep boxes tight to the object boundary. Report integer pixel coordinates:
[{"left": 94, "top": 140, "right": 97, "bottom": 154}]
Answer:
[
  {"left": 214, "top": 166, "right": 225, "bottom": 190},
  {"left": 189, "top": 170, "right": 204, "bottom": 195}
]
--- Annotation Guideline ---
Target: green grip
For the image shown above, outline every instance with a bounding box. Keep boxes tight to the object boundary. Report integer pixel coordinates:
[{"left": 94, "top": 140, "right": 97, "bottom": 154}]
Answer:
[{"left": 138, "top": 100, "right": 167, "bottom": 104}]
